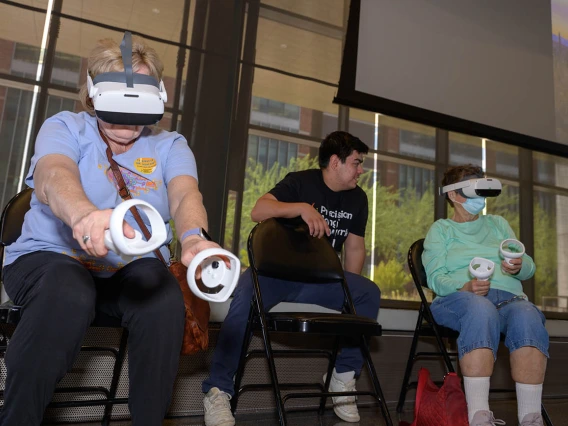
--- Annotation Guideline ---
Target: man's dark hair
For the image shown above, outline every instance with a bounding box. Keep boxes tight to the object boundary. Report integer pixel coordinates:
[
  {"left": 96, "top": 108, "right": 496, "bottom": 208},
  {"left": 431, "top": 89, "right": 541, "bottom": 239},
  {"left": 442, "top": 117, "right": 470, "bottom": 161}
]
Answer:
[
  {"left": 318, "top": 131, "right": 369, "bottom": 169},
  {"left": 442, "top": 164, "right": 484, "bottom": 207}
]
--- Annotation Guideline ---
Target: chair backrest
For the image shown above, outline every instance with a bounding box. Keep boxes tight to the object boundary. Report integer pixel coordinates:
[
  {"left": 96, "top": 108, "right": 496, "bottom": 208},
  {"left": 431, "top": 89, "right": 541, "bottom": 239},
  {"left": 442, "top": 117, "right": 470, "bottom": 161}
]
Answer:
[
  {"left": 0, "top": 188, "right": 33, "bottom": 248},
  {"left": 247, "top": 218, "right": 344, "bottom": 284},
  {"left": 407, "top": 238, "right": 428, "bottom": 289},
  {"left": 0, "top": 187, "right": 33, "bottom": 283},
  {"left": 408, "top": 238, "right": 439, "bottom": 310}
]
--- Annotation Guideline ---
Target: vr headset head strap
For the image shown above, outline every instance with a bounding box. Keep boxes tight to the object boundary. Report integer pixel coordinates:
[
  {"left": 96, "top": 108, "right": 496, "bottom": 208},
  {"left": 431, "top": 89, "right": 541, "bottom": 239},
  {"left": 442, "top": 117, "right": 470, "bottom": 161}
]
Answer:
[{"left": 120, "top": 31, "right": 134, "bottom": 88}]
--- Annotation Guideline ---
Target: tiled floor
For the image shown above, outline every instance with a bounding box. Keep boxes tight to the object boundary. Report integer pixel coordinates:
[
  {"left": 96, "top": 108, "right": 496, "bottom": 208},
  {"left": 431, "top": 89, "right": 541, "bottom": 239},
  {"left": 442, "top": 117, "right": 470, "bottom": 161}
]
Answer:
[{"left": 61, "top": 398, "right": 568, "bottom": 426}]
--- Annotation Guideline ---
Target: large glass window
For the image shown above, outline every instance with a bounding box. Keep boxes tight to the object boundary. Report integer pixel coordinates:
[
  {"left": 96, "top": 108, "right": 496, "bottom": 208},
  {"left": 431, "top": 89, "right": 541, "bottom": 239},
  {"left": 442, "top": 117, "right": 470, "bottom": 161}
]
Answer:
[
  {"left": 533, "top": 189, "right": 568, "bottom": 312},
  {"left": 0, "top": 5, "right": 45, "bottom": 80},
  {"left": 255, "top": 16, "right": 343, "bottom": 84},
  {"left": 449, "top": 132, "right": 483, "bottom": 166},
  {"left": 60, "top": 0, "right": 195, "bottom": 44},
  {"left": 380, "top": 116, "right": 435, "bottom": 161},
  {"left": 450, "top": 133, "right": 520, "bottom": 179},
  {"left": 534, "top": 151, "right": 568, "bottom": 189},
  {"left": 486, "top": 183, "right": 520, "bottom": 236},
  {"left": 237, "top": 136, "right": 319, "bottom": 267},
  {"left": 0, "top": 84, "right": 37, "bottom": 208},
  {"left": 252, "top": 68, "right": 338, "bottom": 139},
  {"left": 261, "top": 0, "right": 346, "bottom": 27},
  {"left": 361, "top": 155, "right": 435, "bottom": 301}
]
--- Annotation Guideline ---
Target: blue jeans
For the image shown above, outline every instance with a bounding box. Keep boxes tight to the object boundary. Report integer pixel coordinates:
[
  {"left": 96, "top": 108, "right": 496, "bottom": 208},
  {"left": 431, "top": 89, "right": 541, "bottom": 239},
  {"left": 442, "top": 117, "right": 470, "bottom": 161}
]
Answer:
[
  {"left": 430, "top": 288, "right": 549, "bottom": 360},
  {"left": 202, "top": 268, "right": 381, "bottom": 396}
]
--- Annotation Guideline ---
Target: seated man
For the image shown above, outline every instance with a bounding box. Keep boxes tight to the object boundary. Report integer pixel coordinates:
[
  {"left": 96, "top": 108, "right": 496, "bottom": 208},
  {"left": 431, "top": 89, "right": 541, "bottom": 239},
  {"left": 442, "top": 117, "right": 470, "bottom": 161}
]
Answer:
[
  {"left": 423, "top": 164, "right": 549, "bottom": 426},
  {"left": 202, "top": 131, "right": 381, "bottom": 425}
]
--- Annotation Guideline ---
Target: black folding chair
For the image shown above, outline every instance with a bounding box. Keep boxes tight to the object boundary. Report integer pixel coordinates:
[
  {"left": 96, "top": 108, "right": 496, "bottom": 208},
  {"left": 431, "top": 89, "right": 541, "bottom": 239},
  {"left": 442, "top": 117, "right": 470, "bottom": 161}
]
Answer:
[
  {"left": 231, "top": 218, "right": 392, "bottom": 426},
  {"left": 396, "top": 238, "right": 553, "bottom": 425},
  {"left": 0, "top": 187, "right": 128, "bottom": 425}
]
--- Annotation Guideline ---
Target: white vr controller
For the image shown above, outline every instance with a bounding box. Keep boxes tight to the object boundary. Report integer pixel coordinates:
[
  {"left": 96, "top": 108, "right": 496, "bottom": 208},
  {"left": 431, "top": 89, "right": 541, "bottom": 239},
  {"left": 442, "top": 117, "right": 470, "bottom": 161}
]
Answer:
[
  {"left": 187, "top": 249, "right": 240, "bottom": 303},
  {"left": 104, "top": 199, "right": 167, "bottom": 259},
  {"left": 499, "top": 239, "right": 525, "bottom": 265},
  {"left": 469, "top": 257, "right": 495, "bottom": 281},
  {"left": 103, "top": 199, "right": 240, "bottom": 303}
]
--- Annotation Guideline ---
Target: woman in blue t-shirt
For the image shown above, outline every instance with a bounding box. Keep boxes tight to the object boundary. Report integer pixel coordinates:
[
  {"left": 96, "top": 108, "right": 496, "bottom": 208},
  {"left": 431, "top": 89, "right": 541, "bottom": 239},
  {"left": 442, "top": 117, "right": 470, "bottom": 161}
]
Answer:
[
  {"left": 1, "top": 35, "right": 221, "bottom": 425},
  {"left": 422, "top": 164, "right": 549, "bottom": 426}
]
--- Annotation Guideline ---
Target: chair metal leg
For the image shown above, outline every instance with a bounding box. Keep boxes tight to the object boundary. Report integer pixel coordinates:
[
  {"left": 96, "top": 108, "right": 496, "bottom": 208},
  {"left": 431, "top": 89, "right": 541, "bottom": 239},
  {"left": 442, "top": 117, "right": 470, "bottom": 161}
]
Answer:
[
  {"left": 260, "top": 322, "right": 286, "bottom": 426},
  {"left": 542, "top": 402, "right": 554, "bottom": 426},
  {"left": 231, "top": 305, "right": 256, "bottom": 414},
  {"left": 424, "top": 309, "right": 455, "bottom": 374},
  {"left": 318, "top": 337, "right": 340, "bottom": 415},
  {"left": 247, "top": 271, "right": 288, "bottom": 425},
  {"left": 257, "top": 314, "right": 287, "bottom": 426},
  {"left": 360, "top": 336, "right": 393, "bottom": 426},
  {"left": 101, "top": 328, "right": 128, "bottom": 426},
  {"left": 396, "top": 306, "right": 424, "bottom": 413}
]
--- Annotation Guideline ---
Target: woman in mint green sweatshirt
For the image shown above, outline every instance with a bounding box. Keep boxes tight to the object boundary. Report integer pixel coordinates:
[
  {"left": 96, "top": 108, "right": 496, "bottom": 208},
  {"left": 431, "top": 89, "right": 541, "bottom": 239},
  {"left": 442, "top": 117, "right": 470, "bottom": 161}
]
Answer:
[{"left": 422, "top": 164, "right": 548, "bottom": 426}]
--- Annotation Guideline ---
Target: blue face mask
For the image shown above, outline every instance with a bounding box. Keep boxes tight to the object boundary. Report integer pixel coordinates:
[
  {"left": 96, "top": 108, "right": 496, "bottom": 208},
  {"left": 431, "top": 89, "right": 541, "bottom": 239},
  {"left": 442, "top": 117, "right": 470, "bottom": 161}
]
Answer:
[{"left": 457, "top": 197, "right": 486, "bottom": 215}]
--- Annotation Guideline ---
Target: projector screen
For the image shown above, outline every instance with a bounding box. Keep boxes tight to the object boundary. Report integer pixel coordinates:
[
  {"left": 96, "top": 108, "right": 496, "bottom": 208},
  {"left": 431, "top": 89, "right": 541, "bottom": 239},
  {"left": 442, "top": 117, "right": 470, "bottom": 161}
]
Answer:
[{"left": 335, "top": 0, "right": 568, "bottom": 157}]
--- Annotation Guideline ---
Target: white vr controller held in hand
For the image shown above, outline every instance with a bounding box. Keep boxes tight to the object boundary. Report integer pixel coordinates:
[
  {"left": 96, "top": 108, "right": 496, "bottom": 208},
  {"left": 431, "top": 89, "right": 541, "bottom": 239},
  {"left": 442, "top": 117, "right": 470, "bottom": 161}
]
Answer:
[
  {"left": 500, "top": 239, "right": 525, "bottom": 265},
  {"left": 187, "top": 248, "right": 241, "bottom": 303},
  {"left": 104, "top": 199, "right": 168, "bottom": 261},
  {"left": 469, "top": 257, "right": 495, "bottom": 281},
  {"left": 105, "top": 199, "right": 240, "bottom": 303}
]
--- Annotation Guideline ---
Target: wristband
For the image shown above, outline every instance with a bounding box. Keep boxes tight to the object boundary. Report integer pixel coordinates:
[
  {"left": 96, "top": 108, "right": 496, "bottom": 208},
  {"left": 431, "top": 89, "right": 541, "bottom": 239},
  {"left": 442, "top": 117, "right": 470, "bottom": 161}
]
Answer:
[{"left": 180, "top": 227, "right": 212, "bottom": 243}]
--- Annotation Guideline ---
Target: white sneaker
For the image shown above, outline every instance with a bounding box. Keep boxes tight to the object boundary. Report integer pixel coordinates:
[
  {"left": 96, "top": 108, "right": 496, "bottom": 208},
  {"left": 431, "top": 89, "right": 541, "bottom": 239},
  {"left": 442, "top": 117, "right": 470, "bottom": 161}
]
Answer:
[
  {"left": 323, "top": 371, "right": 360, "bottom": 423},
  {"left": 470, "top": 410, "right": 506, "bottom": 425},
  {"left": 203, "top": 387, "right": 235, "bottom": 426},
  {"left": 519, "top": 412, "right": 544, "bottom": 426}
]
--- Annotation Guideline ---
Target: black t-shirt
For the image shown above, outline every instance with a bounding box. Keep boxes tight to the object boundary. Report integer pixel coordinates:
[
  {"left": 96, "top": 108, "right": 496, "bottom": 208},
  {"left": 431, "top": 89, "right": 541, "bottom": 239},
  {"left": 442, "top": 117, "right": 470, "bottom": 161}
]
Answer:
[{"left": 269, "top": 169, "right": 368, "bottom": 252}]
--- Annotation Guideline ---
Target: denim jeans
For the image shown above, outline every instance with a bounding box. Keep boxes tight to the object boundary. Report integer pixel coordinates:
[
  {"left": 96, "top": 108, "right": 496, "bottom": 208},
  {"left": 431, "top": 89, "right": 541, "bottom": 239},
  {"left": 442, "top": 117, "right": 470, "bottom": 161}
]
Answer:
[
  {"left": 202, "top": 268, "right": 381, "bottom": 396},
  {"left": 430, "top": 288, "right": 549, "bottom": 360}
]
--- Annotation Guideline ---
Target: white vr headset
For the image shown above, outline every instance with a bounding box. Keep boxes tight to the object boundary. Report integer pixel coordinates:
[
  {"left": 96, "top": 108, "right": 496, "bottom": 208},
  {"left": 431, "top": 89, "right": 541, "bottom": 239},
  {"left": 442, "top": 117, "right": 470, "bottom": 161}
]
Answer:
[
  {"left": 86, "top": 31, "right": 167, "bottom": 126},
  {"left": 440, "top": 177, "right": 502, "bottom": 198}
]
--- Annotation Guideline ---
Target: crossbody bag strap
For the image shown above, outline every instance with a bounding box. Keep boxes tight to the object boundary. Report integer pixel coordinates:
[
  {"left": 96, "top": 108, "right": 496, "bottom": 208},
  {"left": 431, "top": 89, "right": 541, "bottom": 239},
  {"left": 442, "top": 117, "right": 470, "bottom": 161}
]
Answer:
[{"left": 99, "top": 127, "right": 167, "bottom": 265}]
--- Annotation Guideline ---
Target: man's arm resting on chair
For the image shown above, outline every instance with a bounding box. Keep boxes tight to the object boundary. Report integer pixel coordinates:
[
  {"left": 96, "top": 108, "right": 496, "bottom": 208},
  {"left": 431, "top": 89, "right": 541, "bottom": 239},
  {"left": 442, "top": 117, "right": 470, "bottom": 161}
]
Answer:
[
  {"left": 251, "top": 193, "right": 330, "bottom": 238},
  {"left": 343, "top": 233, "right": 365, "bottom": 275}
]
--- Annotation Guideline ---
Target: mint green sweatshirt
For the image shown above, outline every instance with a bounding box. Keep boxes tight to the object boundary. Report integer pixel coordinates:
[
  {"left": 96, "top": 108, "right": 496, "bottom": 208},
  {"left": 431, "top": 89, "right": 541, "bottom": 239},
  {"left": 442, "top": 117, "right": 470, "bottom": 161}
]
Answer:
[{"left": 422, "top": 215, "right": 535, "bottom": 297}]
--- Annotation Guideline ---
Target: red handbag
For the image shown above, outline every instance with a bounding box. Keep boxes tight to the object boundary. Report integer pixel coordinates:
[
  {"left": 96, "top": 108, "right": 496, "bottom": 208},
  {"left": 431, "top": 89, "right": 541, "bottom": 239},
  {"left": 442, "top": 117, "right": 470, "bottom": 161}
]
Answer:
[{"left": 400, "top": 368, "right": 469, "bottom": 426}]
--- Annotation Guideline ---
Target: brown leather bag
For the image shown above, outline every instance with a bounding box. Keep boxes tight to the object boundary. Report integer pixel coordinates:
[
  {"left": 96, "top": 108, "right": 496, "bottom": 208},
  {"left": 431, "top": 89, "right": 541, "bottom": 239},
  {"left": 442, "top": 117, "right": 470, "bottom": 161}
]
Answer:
[
  {"left": 101, "top": 129, "right": 210, "bottom": 355},
  {"left": 168, "top": 261, "right": 210, "bottom": 354}
]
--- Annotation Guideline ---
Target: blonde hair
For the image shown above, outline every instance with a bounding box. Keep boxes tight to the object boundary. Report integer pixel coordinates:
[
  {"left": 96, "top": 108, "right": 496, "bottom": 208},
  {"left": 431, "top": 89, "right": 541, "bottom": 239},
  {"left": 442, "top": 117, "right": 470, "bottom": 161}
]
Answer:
[{"left": 79, "top": 35, "right": 164, "bottom": 114}]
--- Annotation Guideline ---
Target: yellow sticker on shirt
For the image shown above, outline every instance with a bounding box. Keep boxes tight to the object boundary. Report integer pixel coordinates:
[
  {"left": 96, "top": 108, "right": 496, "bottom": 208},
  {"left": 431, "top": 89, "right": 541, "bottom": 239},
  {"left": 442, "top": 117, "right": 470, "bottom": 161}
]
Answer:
[{"left": 134, "top": 158, "right": 157, "bottom": 174}]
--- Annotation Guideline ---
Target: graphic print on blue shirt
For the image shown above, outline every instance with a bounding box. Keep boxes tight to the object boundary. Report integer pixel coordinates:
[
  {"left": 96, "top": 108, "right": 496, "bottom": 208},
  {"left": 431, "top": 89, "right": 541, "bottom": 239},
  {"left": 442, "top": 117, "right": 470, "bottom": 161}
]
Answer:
[{"left": 105, "top": 165, "right": 160, "bottom": 196}]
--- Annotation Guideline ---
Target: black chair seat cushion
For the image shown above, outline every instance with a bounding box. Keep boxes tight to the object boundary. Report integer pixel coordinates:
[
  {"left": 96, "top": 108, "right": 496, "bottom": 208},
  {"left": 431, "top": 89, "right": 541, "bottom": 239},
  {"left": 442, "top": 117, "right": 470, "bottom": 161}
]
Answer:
[
  {"left": 264, "top": 311, "right": 382, "bottom": 335},
  {"left": 0, "top": 302, "right": 21, "bottom": 324},
  {"left": 419, "top": 320, "right": 459, "bottom": 339},
  {"left": 0, "top": 301, "right": 122, "bottom": 328}
]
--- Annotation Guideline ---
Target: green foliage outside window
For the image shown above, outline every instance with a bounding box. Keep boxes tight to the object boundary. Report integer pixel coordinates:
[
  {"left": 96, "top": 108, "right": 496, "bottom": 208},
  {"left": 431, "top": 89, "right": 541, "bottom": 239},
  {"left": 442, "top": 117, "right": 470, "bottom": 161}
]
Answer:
[
  {"left": 224, "top": 155, "right": 319, "bottom": 264},
  {"left": 487, "top": 189, "right": 558, "bottom": 306}
]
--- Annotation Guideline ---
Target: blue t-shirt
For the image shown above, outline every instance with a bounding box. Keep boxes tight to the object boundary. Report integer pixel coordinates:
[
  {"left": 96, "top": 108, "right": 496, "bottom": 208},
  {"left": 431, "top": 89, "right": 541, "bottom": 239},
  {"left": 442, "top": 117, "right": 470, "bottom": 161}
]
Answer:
[{"left": 5, "top": 111, "right": 198, "bottom": 277}]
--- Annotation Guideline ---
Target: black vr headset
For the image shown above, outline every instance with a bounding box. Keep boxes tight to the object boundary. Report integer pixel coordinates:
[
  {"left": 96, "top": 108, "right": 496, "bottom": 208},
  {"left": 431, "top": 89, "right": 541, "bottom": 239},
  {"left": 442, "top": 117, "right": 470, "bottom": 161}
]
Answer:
[
  {"left": 87, "top": 32, "right": 167, "bottom": 126},
  {"left": 440, "top": 177, "right": 502, "bottom": 198}
]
